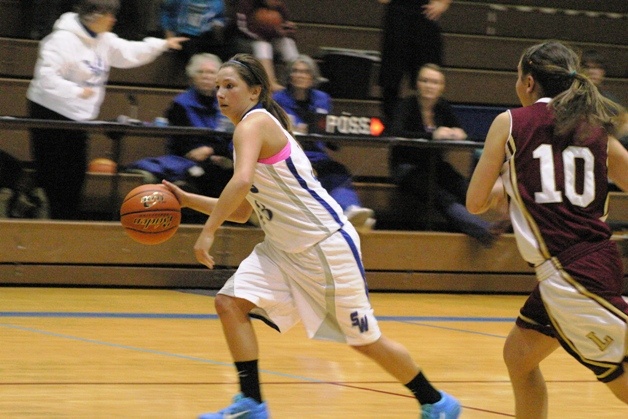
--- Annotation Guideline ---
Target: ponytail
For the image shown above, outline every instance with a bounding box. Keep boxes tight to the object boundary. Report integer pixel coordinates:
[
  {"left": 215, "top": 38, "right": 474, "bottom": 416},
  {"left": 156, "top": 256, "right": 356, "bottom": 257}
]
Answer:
[{"left": 521, "top": 41, "right": 624, "bottom": 137}]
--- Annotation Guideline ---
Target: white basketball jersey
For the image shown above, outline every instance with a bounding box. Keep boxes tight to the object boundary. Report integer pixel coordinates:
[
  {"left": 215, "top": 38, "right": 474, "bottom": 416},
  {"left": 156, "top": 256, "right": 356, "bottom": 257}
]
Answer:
[{"left": 238, "top": 108, "right": 347, "bottom": 253}]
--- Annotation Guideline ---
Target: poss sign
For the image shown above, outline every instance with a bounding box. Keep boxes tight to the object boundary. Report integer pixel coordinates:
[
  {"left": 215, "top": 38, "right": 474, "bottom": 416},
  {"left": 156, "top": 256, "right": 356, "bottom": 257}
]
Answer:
[{"left": 320, "top": 114, "right": 385, "bottom": 136}]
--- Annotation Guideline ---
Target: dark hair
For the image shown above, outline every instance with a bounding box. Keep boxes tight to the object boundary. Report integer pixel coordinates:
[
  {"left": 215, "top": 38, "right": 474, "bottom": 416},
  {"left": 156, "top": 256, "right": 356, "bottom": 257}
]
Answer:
[
  {"left": 581, "top": 49, "right": 606, "bottom": 70},
  {"left": 76, "top": 0, "right": 120, "bottom": 18},
  {"left": 520, "top": 41, "right": 624, "bottom": 137},
  {"left": 222, "top": 53, "right": 293, "bottom": 133}
]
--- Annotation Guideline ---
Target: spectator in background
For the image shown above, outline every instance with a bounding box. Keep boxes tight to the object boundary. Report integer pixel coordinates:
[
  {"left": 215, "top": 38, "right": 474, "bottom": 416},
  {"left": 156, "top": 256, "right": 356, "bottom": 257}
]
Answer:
[
  {"left": 581, "top": 49, "right": 621, "bottom": 104},
  {"left": 229, "top": 0, "right": 299, "bottom": 91},
  {"left": 161, "top": 0, "right": 227, "bottom": 62},
  {"left": 581, "top": 49, "right": 628, "bottom": 167},
  {"left": 388, "top": 64, "right": 501, "bottom": 246},
  {"left": 165, "top": 53, "right": 234, "bottom": 200},
  {"left": 26, "top": 0, "right": 187, "bottom": 220},
  {"left": 377, "top": 0, "right": 450, "bottom": 125},
  {"left": 273, "top": 55, "right": 376, "bottom": 231}
]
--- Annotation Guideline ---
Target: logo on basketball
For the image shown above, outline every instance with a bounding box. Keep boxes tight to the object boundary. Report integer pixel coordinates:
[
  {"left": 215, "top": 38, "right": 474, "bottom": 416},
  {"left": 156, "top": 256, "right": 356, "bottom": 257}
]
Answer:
[{"left": 141, "top": 192, "right": 166, "bottom": 208}]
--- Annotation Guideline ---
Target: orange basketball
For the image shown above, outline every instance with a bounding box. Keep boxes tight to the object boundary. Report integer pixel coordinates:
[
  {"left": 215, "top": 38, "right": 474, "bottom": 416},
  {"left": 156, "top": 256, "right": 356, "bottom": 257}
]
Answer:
[
  {"left": 253, "top": 8, "right": 283, "bottom": 29},
  {"left": 88, "top": 158, "right": 117, "bottom": 174},
  {"left": 120, "top": 184, "right": 181, "bottom": 245}
]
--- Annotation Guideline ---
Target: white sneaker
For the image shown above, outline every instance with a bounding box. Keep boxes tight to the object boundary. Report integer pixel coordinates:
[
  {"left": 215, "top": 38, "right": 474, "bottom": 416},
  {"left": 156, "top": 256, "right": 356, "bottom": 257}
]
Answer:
[{"left": 344, "top": 206, "right": 375, "bottom": 228}]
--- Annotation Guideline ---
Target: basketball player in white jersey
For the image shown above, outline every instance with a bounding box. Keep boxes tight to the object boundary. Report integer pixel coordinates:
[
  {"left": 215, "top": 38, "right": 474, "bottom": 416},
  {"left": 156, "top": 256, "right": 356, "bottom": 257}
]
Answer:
[{"left": 162, "top": 53, "right": 461, "bottom": 419}]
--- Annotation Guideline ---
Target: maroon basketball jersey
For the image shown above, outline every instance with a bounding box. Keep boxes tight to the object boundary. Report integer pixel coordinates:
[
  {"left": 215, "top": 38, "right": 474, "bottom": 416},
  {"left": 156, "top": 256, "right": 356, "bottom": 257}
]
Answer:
[{"left": 502, "top": 98, "right": 611, "bottom": 266}]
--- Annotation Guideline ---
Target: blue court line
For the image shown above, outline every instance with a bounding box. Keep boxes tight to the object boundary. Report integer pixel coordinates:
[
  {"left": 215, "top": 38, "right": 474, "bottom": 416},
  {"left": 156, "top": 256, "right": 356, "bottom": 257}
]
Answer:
[
  {"left": 0, "top": 322, "right": 325, "bottom": 383},
  {"left": 0, "top": 312, "right": 516, "bottom": 322}
]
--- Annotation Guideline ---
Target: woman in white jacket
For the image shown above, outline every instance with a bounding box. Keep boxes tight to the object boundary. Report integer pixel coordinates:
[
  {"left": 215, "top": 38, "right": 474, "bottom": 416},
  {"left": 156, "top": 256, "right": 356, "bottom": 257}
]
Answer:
[{"left": 27, "top": 0, "right": 187, "bottom": 220}]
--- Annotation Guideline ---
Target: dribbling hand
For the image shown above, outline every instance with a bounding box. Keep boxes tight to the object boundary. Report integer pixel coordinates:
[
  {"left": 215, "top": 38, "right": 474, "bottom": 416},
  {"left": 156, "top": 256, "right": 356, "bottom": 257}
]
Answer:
[{"left": 161, "top": 180, "right": 187, "bottom": 207}]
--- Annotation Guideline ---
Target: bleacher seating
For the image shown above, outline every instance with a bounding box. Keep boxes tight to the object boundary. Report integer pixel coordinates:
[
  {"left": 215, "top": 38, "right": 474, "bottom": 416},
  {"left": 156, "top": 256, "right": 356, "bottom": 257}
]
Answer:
[{"left": 0, "top": 0, "right": 626, "bottom": 290}]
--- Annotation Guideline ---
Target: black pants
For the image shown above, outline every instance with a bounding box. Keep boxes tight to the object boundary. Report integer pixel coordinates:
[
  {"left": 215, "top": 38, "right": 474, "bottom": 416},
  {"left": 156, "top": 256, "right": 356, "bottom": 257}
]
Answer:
[
  {"left": 28, "top": 100, "right": 87, "bottom": 220},
  {"left": 379, "top": 1, "right": 443, "bottom": 123},
  {"left": 392, "top": 158, "right": 492, "bottom": 242}
]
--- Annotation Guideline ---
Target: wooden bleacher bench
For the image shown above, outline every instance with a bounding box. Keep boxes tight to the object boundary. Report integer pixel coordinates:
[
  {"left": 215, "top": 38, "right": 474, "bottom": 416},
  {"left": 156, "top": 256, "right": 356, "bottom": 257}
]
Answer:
[
  {"left": 608, "top": 192, "right": 628, "bottom": 230},
  {"left": 79, "top": 172, "right": 146, "bottom": 219},
  {"left": 353, "top": 177, "right": 628, "bottom": 233}
]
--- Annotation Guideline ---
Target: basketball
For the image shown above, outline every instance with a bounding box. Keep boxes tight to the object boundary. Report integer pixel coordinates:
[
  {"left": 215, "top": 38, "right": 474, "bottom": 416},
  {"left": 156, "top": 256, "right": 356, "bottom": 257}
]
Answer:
[
  {"left": 120, "top": 184, "right": 181, "bottom": 245},
  {"left": 88, "top": 158, "right": 117, "bottom": 174},
  {"left": 253, "top": 8, "right": 283, "bottom": 29}
]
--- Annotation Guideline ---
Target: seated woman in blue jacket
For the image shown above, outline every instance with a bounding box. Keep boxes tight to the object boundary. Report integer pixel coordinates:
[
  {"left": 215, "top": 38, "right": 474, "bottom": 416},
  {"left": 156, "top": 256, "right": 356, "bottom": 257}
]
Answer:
[
  {"left": 273, "top": 55, "right": 375, "bottom": 230},
  {"left": 165, "top": 53, "right": 234, "bottom": 197}
]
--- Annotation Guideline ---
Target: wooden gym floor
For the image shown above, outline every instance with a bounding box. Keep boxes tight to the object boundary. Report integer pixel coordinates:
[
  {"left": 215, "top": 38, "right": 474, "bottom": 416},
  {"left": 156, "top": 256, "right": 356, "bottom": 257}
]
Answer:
[{"left": 1, "top": 287, "right": 626, "bottom": 418}]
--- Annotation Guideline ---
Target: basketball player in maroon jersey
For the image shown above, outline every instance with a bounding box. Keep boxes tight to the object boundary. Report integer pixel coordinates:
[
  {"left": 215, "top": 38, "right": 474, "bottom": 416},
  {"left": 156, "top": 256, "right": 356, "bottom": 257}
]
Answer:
[{"left": 466, "top": 40, "right": 628, "bottom": 418}]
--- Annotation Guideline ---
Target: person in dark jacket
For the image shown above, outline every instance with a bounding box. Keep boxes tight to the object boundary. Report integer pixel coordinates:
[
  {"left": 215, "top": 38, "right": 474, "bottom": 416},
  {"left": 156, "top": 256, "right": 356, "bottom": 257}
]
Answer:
[
  {"left": 388, "top": 63, "right": 500, "bottom": 246},
  {"left": 378, "top": 0, "right": 450, "bottom": 125},
  {"left": 165, "top": 53, "right": 234, "bottom": 199}
]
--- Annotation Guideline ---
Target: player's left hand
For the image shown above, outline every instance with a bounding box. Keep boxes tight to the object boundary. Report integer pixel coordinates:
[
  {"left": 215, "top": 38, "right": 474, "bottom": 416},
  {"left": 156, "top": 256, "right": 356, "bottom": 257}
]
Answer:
[{"left": 194, "top": 231, "right": 216, "bottom": 269}]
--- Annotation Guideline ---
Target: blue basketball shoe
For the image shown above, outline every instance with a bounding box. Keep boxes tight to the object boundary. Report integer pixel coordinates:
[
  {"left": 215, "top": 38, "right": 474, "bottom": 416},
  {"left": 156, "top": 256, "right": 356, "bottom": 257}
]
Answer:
[
  {"left": 198, "top": 393, "right": 269, "bottom": 419},
  {"left": 421, "top": 391, "right": 461, "bottom": 419}
]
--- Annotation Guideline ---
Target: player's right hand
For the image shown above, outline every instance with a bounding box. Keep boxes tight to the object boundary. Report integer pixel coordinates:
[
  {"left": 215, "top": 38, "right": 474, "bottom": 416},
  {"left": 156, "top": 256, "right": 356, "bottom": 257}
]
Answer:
[{"left": 161, "top": 179, "right": 186, "bottom": 207}]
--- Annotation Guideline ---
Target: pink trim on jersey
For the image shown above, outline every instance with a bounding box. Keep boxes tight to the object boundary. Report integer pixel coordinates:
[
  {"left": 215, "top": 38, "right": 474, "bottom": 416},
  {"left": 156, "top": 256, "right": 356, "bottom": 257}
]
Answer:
[{"left": 258, "top": 141, "right": 291, "bottom": 164}]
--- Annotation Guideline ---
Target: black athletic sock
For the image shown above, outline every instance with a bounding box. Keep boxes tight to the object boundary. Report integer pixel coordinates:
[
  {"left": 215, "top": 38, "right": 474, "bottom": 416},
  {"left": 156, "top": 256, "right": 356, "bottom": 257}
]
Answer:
[
  {"left": 235, "top": 360, "right": 262, "bottom": 403},
  {"left": 405, "top": 371, "right": 441, "bottom": 405}
]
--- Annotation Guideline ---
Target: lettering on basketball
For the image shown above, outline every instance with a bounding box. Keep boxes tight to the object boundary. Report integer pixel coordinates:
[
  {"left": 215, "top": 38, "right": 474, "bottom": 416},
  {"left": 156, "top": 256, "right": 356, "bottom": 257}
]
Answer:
[
  {"left": 350, "top": 311, "right": 369, "bottom": 333},
  {"left": 586, "top": 331, "right": 613, "bottom": 351},
  {"left": 133, "top": 214, "right": 174, "bottom": 230},
  {"left": 140, "top": 192, "right": 166, "bottom": 208}
]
